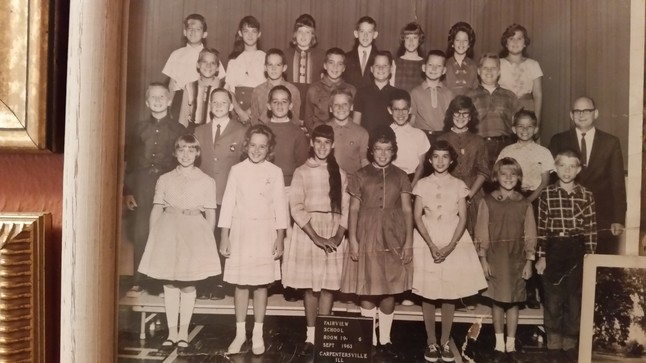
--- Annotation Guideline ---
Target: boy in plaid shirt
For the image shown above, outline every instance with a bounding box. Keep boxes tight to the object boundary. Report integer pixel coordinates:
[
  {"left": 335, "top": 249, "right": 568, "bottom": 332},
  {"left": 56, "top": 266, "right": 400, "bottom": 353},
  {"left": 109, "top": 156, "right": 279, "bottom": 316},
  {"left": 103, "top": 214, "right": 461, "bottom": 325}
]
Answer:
[{"left": 535, "top": 149, "right": 596, "bottom": 362}]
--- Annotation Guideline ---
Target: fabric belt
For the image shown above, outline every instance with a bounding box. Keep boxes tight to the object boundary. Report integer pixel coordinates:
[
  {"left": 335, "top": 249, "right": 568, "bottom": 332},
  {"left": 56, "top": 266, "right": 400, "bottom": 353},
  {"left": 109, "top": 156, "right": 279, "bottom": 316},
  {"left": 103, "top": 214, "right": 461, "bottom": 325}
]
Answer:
[{"left": 165, "top": 207, "right": 202, "bottom": 216}]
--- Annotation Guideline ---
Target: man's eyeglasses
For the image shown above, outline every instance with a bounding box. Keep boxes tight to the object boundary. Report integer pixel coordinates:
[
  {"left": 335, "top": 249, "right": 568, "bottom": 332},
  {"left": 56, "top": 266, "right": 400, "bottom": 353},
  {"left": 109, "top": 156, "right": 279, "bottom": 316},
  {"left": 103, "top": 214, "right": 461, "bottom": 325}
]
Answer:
[{"left": 571, "top": 109, "right": 595, "bottom": 117}]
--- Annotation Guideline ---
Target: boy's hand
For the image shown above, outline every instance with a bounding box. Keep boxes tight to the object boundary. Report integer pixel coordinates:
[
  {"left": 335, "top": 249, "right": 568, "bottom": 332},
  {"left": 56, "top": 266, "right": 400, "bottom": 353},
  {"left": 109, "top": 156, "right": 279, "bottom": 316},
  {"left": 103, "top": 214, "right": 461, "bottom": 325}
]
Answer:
[
  {"left": 522, "top": 261, "right": 533, "bottom": 280},
  {"left": 611, "top": 223, "right": 625, "bottom": 236},
  {"left": 535, "top": 257, "right": 546, "bottom": 275},
  {"left": 124, "top": 195, "right": 137, "bottom": 210}
]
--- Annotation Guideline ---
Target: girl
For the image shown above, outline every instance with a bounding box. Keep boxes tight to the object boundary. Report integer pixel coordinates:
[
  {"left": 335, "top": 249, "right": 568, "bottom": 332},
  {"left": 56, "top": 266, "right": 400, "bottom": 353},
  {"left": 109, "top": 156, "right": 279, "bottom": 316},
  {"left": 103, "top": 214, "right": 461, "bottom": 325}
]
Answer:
[
  {"left": 444, "top": 22, "right": 479, "bottom": 96},
  {"left": 282, "top": 124, "right": 349, "bottom": 354},
  {"left": 412, "top": 140, "right": 487, "bottom": 363},
  {"left": 137, "top": 135, "right": 220, "bottom": 353},
  {"left": 499, "top": 24, "right": 543, "bottom": 124},
  {"left": 340, "top": 126, "right": 413, "bottom": 355},
  {"left": 474, "top": 158, "right": 537, "bottom": 363},
  {"left": 219, "top": 125, "right": 288, "bottom": 355},
  {"left": 226, "top": 16, "right": 266, "bottom": 123},
  {"left": 393, "top": 22, "right": 425, "bottom": 92},
  {"left": 285, "top": 13, "right": 325, "bottom": 120},
  {"left": 437, "top": 95, "right": 489, "bottom": 236}
]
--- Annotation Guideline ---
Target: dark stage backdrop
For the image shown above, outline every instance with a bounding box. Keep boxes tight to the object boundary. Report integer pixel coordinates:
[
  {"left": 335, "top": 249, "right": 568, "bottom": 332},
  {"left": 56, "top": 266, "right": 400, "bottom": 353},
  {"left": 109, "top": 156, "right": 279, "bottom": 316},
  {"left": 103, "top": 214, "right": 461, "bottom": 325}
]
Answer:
[{"left": 125, "top": 0, "right": 631, "bottom": 167}]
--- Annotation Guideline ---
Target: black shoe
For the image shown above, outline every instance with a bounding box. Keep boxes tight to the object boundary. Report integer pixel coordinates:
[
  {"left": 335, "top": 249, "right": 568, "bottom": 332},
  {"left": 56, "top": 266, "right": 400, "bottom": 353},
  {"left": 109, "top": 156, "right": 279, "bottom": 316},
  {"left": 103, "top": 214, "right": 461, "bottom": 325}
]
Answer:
[
  {"left": 210, "top": 286, "right": 225, "bottom": 300},
  {"left": 300, "top": 342, "right": 314, "bottom": 356},
  {"left": 283, "top": 287, "right": 300, "bottom": 302},
  {"left": 379, "top": 343, "right": 398, "bottom": 357},
  {"left": 491, "top": 349, "right": 506, "bottom": 363},
  {"left": 525, "top": 298, "right": 541, "bottom": 309},
  {"left": 563, "top": 348, "right": 578, "bottom": 362},
  {"left": 507, "top": 350, "right": 524, "bottom": 363}
]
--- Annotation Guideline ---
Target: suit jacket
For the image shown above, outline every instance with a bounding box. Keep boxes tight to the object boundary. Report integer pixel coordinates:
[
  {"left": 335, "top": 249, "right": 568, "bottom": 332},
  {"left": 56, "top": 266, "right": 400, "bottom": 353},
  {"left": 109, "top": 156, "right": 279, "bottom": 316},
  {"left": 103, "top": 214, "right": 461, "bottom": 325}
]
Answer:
[
  {"left": 548, "top": 128, "right": 626, "bottom": 228},
  {"left": 194, "top": 118, "right": 248, "bottom": 204},
  {"left": 344, "top": 46, "right": 378, "bottom": 89}
]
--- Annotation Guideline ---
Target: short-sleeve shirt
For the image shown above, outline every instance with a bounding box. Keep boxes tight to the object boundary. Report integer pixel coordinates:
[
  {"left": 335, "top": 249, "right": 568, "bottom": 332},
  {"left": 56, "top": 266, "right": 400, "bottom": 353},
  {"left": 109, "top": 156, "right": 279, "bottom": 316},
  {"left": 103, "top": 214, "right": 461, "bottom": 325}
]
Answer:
[
  {"left": 410, "top": 82, "right": 455, "bottom": 131},
  {"left": 391, "top": 123, "right": 430, "bottom": 174},
  {"left": 467, "top": 86, "right": 519, "bottom": 138},
  {"left": 354, "top": 83, "right": 401, "bottom": 135},
  {"left": 444, "top": 57, "right": 479, "bottom": 96},
  {"left": 153, "top": 167, "right": 217, "bottom": 210},
  {"left": 499, "top": 58, "right": 543, "bottom": 97},
  {"left": 497, "top": 142, "right": 554, "bottom": 191},
  {"left": 330, "top": 121, "right": 369, "bottom": 174},
  {"left": 162, "top": 44, "right": 227, "bottom": 91},
  {"left": 347, "top": 164, "right": 412, "bottom": 208}
]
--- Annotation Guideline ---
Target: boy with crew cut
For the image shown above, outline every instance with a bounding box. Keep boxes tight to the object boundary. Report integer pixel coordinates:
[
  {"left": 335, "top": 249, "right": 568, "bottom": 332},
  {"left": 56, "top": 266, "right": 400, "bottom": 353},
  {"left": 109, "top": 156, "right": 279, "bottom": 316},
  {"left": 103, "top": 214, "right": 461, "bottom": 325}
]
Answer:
[
  {"left": 124, "top": 83, "right": 186, "bottom": 297},
  {"left": 467, "top": 53, "right": 519, "bottom": 170},
  {"left": 249, "top": 49, "right": 301, "bottom": 126},
  {"left": 535, "top": 150, "right": 596, "bottom": 363},
  {"left": 162, "top": 14, "right": 226, "bottom": 114},
  {"left": 304, "top": 47, "right": 356, "bottom": 133},
  {"left": 328, "top": 88, "right": 369, "bottom": 174},
  {"left": 410, "top": 50, "right": 455, "bottom": 145},
  {"left": 345, "top": 16, "right": 379, "bottom": 89}
]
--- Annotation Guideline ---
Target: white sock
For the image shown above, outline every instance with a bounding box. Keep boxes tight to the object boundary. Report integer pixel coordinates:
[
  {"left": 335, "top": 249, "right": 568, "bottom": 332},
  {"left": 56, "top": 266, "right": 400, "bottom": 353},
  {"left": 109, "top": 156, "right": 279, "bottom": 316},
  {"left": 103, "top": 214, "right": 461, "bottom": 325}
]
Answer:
[
  {"left": 252, "top": 322, "right": 264, "bottom": 347},
  {"left": 506, "top": 336, "right": 516, "bottom": 352},
  {"left": 306, "top": 326, "right": 315, "bottom": 344},
  {"left": 227, "top": 322, "right": 247, "bottom": 353},
  {"left": 360, "top": 307, "right": 378, "bottom": 346},
  {"left": 178, "top": 289, "right": 196, "bottom": 341},
  {"left": 162, "top": 285, "right": 180, "bottom": 342},
  {"left": 378, "top": 309, "right": 394, "bottom": 345},
  {"left": 494, "top": 333, "right": 505, "bottom": 352}
]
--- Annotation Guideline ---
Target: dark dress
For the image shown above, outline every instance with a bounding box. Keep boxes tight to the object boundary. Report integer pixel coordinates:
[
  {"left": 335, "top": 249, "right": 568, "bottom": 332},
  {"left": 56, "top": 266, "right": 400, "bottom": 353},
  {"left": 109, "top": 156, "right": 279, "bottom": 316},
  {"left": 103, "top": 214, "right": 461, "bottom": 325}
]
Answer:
[
  {"left": 393, "top": 57, "right": 424, "bottom": 92},
  {"left": 340, "top": 164, "right": 413, "bottom": 296},
  {"left": 475, "top": 192, "right": 537, "bottom": 303}
]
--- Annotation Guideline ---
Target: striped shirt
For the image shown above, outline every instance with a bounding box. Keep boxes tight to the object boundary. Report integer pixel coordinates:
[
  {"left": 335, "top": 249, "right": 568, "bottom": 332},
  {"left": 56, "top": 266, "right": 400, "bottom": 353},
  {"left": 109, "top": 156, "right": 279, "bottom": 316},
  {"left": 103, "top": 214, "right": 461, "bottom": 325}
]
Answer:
[{"left": 537, "top": 183, "right": 597, "bottom": 257}]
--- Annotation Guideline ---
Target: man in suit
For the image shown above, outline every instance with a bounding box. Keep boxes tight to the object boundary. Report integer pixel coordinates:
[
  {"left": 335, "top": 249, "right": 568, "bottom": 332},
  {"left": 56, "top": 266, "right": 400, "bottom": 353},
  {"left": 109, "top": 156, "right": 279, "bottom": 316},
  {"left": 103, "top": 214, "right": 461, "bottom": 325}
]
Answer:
[
  {"left": 344, "top": 16, "right": 379, "bottom": 89},
  {"left": 194, "top": 88, "right": 248, "bottom": 298},
  {"left": 548, "top": 96, "right": 626, "bottom": 254}
]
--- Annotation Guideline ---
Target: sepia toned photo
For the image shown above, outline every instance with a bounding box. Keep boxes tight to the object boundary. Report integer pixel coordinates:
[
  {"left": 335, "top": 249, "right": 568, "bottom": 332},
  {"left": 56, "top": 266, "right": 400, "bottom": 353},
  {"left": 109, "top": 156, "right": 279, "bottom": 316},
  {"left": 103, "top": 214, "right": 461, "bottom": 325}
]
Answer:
[
  {"left": 580, "top": 255, "right": 646, "bottom": 363},
  {"left": 114, "top": 1, "right": 644, "bottom": 362}
]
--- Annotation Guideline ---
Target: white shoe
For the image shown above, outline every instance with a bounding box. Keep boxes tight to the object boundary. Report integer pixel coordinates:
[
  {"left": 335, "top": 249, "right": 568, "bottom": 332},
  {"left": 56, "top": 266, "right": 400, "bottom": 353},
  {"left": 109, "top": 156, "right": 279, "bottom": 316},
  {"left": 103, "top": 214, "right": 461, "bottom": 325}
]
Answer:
[{"left": 401, "top": 299, "right": 415, "bottom": 306}]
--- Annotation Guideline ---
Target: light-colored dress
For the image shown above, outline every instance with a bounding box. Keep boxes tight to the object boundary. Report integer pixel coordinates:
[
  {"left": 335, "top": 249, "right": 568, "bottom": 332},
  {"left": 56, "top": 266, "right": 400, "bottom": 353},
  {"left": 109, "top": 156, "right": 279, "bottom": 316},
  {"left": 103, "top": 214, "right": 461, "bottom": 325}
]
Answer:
[
  {"left": 282, "top": 158, "right": 350, "bottom": 291},
  {"left": 340, "top": 164, "right": 413, "bottom": 296},
  {"left": 218, "top": 158, "right": 288, "bottom": 285},
  {"left": 138, "top": 167, "right": 221, "bottom": 281},
  {"left": 411, "top": 173, "right": 487, "bottom": 300}
]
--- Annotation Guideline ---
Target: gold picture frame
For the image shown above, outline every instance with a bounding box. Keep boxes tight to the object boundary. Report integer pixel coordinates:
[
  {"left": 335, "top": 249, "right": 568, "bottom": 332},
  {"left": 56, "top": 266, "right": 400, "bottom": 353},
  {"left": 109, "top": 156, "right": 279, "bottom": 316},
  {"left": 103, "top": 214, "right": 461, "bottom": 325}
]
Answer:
[
  {"left": 0, "top": 213, "right": 49, "bottom": 363},
  {"left": 0, "top": 0, "right": 66, "bottom": 152}
]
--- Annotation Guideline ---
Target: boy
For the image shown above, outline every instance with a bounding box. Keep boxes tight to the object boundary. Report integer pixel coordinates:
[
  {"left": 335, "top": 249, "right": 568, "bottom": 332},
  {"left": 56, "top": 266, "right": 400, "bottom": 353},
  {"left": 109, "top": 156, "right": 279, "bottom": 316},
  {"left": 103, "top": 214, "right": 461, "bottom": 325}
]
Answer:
[
  {"left": 467, "top": 53, "right": 519, "bottom": 170},
  {"left": 536, "top": 150, "right": 596, "bottom": 363},
  {"left": 329, "top": 88, "right": 369, "bottom": 174},
  {"left": 345, "top": 16, "right": 379, "bottom": 88},
  {"left": 265, "top": 85, "right": 309, "bottom": 186},
  {"left": 249, "top": 49, "right": 301, "bottom": 126},
  {"left": 410, "top": 50, "right": 455, "bottom": 145},
  {"left": 304, "top": 47, "right": 356, "bottom": 132},
  {"left": 194, "top": 88, "right": 247, "bottom": 299},
  {"left": 548, "top": 96, "right": 626, "bottom": 255},
  {"left": 162, "top": 14, "right": 226, "bottom": 114},
  {"left": 178, "top": 48, "right": 224, "bottom": 130},
  {"left": 497, "top": 109, "right": 553, "bottom": 309},
  {"left": 388, "top": 89, "right": 430, "bottom": 187},
  {"left": 124, "top": 83, "right": 186, "bottom": 297},
  {"left": 352, "top": 50, "right": 402, "bottom": 135}
]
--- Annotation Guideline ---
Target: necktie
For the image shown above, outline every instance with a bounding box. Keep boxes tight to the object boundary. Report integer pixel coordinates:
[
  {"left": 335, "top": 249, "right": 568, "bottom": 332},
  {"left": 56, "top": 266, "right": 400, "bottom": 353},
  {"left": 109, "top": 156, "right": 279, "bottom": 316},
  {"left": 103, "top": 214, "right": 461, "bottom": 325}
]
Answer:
[
  {"left": 214, "top": 124, "right": 221, "bottom": 143},
  {"left": 431, "top": 87, "right": 438, "bottom": 108},
  {"left": 360, "top": 50, "right": 368, "bottom": 75},
  {"left": 580, "top": 132, "right": 587, "bottom": 166},
  {"left": 299, "top": 50, "right": 307, "bottom": 83}
]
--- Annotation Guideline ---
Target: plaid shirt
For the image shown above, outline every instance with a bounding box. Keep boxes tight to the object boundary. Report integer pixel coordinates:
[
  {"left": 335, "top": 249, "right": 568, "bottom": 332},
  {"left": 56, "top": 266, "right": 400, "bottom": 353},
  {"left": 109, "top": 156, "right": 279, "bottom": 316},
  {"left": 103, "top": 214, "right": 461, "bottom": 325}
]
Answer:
[{"left": 537, "top": 183, "right": 597, "bottom": 257}]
